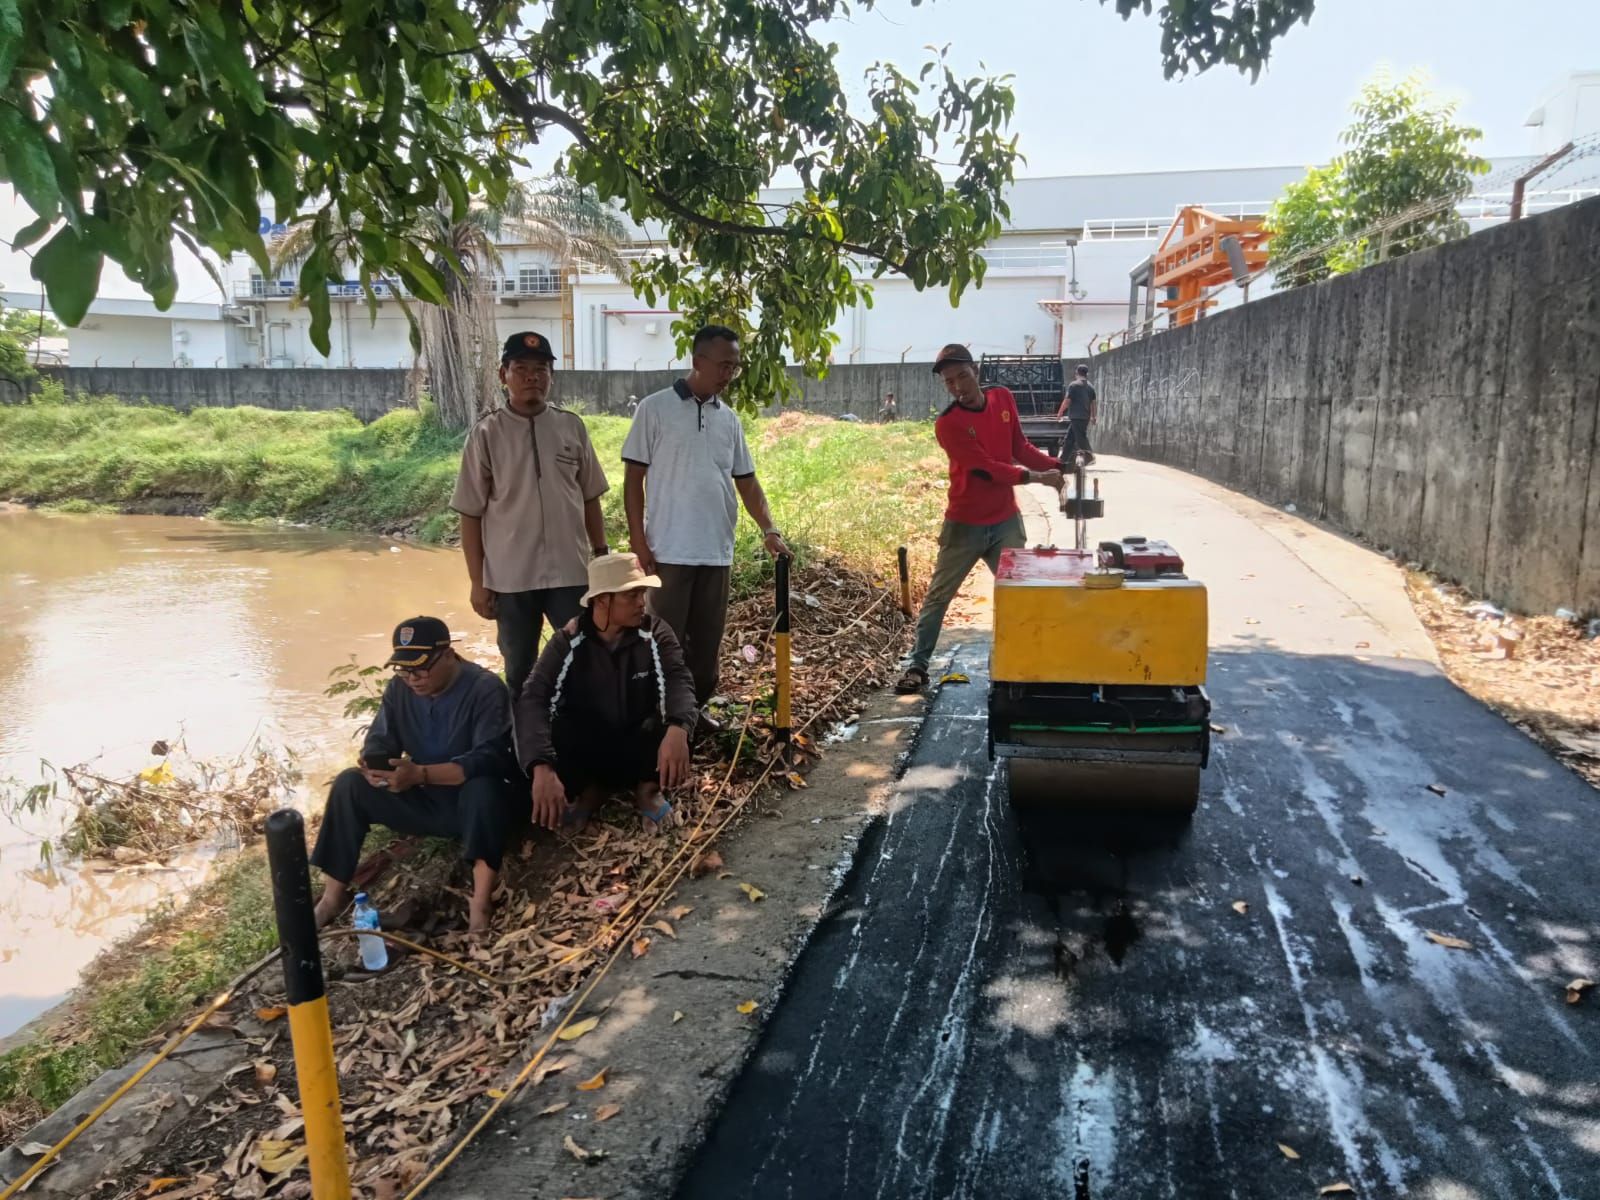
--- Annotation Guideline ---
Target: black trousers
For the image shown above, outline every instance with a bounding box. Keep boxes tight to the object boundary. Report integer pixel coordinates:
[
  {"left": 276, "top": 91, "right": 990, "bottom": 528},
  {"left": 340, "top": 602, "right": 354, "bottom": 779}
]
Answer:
[
  {"left": 1062, "top": 418, "right": 1094, "bottom": 460},
  {"left": 496, "top": 585, "right": 585, "bottom": 702},
  {"left": 310, "top": 768, "right": 520, "bottom": 883},
  {"left": 553, "top": 717, "right": 665, "bottom": 797}
]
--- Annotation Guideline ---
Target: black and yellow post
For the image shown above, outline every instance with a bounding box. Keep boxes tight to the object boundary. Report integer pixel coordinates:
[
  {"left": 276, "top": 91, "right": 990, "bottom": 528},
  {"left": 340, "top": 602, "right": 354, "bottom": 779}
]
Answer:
[
  {"left": 265, "top": 809, "right": 353, "bottom": 1199},
  {"left": 774, "top": 553, "right": 792, "bottom": 747},
  {"left": 897, "top": 546, "right": 912, "bottom": 617}
]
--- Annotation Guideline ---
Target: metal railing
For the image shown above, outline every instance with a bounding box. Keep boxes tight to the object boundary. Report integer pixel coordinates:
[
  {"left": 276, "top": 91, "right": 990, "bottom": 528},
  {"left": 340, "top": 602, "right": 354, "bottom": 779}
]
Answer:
[
  {"left": 1459, "top": 187, "right": 1600, "bottom": 220},
  {"left": 233, "top": 279, "right": 406, "bottom": 300}
]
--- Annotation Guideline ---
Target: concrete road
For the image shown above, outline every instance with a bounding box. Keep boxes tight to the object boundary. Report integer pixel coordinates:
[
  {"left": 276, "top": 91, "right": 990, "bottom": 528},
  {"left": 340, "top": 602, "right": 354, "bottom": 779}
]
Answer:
[{"left": 676, "top": 458, "right": 1600, "bottom": 1200}]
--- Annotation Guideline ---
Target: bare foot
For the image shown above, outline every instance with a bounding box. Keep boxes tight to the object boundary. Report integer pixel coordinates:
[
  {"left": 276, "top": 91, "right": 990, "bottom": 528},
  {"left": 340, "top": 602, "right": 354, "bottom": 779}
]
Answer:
[
  {"left": 313, "top": 890, "right": 346, "bottom": 929},
  {"left": 468, "top": 898, "right": 493, "bottom": 935}
]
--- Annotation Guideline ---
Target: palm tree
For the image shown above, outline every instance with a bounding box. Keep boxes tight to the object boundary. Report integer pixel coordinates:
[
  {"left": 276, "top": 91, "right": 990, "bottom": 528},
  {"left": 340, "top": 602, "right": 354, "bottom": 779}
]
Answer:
[{"left": 271, "top": 178, "right": 630, "bottom": 430}]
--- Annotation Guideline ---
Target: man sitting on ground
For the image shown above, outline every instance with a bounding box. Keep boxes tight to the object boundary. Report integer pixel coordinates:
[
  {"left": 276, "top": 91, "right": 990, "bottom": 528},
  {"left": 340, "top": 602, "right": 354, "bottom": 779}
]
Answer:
[
  {"left": 311, "top": 617, "right": 519, "bottom": 934},
  {"left": 518, "top": 553, "right": 698, "bottom": 833}
]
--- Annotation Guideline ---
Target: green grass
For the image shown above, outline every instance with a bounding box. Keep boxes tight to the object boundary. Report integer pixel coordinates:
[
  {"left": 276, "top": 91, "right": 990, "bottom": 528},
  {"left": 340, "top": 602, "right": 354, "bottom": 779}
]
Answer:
[
  {"left": 0, "top": 389, "right": 948, "bottom": 594},
  {"left": 0, "top": 848, "right": 279, "bottom": 1131}
]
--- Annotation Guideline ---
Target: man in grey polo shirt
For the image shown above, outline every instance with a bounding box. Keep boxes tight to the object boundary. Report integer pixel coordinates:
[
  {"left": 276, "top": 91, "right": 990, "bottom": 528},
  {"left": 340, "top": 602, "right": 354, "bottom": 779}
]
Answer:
[
  {"left": 452, "top": 331, "right": 610, "bottom": 701},
  {"left": 621, "top": 325, "right": 790, "bottom": 714}
]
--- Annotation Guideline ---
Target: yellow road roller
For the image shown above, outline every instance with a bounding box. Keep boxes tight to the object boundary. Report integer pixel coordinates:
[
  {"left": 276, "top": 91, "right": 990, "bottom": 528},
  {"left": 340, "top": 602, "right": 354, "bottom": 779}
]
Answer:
[{"left": 987, "top": 467, "right": 1210, "bottom": 813}]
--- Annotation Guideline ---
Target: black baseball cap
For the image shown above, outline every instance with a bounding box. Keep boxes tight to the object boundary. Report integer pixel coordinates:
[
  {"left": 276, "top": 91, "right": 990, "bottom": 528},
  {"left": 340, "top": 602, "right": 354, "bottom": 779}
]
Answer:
[
  {"left": 386, "top": 616, "right": 452, "bottom": 667},
  {"left": 1076, "top": 363, "right": 1089, "bottom": 376},
  {"left": 501, "top": 331, "right": 557, "bottom": 365},
  {"left": 932, "top": 343, "right": 975, "bottom": 373}
]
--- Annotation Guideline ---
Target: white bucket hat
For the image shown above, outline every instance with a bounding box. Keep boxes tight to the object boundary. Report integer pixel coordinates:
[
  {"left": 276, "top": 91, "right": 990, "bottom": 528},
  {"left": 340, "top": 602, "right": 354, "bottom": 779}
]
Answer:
[{"left": 580, "top": 552, "right": 663, "bottom": 606}]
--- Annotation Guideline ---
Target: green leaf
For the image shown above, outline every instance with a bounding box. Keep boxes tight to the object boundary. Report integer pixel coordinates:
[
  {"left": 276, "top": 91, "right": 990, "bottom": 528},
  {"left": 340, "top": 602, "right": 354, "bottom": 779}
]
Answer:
[
  {"left": 0, "top": 107, "right": 61, "bottom": 222},
  {"left": 0, "top": 0, "right": 22, "bottom": 83},
  {"left": 30, "top": 224, "right": 104, "bottom": 326}
]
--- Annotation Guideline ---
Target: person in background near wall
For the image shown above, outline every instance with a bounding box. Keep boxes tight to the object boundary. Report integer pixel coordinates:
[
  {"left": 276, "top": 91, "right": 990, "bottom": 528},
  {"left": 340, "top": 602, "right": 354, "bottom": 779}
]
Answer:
[
  {"left": 311, "top": 618, "right": 519, "bottom": 934},
  {"left": 1054, "top": 363, "right": 1097, "bottom": 465},
  {"left": 622, "top": 325, "right": 791, "bottom": 725},
  {"left": 518, "top": 553, "right": 698, "bottom": 834},
  {"left": 879, "top": 391, "right": 898, "bottom": 422},
  {"left": 452, "top": 331, "right": 611, "bottom": 701},
  {"left": 895, "top": 343, "right": 1064, "bottom": 694}
]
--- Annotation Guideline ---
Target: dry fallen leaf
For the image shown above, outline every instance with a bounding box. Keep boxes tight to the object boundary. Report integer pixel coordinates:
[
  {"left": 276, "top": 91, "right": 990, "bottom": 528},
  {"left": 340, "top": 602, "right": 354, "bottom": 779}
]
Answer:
[
  {"left": 1424, "top": 931, "right": 1474, "bottom": 951},
  {"left": 1318, "top": 1185, "right": 1355, "bottom": 1197},
  {"left": 1276, "top": 1143, "right": 1300, "bottom": 1160},
  {"left": 1231, "top": 900, "right": 1249, "bottom": 916},
  {"left": 254, "top": 1006, "right": 286, "bottom": 1023},
  {"left": 594, "top": 1104, "right": 622, "bottom": 1122},
  {"left": 666, "top": 905, "right": 694, "bottom": 921},
  {"left": 563, "top": 1134, "right": 602, "bottom": 1162},
  {"left": 576, "top": 1068, "right": 608, "bottom": 1091},
  {"left": 785, "top": 771, "right": 810, "bottom": 789},
  {"left": 631, "top": 937, "right": 651, "bottom": 959},
  {"left": 16, "top": 1142, "right": 53, "bottom": 1157},
  {"left": 739, "top": 882, "right": 766, "bottom": 902},
  {"left": 254, "top": 1062, "right": 277, "bottom": 1086},
  {"left": 1566, "top": 978, "right": 1595, "bottom": 1005},
  {"left": 671, "top": 1011, "right": 684, "bottom": 1024},
  {"left": 736, "top": 1000, "right": 758, "bottom": 1014},
  {"left": 650, "top": 920, "right": 678, "bottom": 939},
  {"left": 691, "top": 850, "right": 725, "bottom": 878},
  {"left": 939, "top": 672, "right": 971, "bottom": 684},
  {"left": 1425, "top": 783, "right": 1448, "bottom": 797},
  {"left": 487, "top": 1088, "right": 508, "bottom": 1100},
  {"left": 538, "top": 1102, "right": 570, "bottom": 1117},
  {"left": 145, "top": 1181, "right": 186, "bottom": 1197},
  {"left": 256, "top": 1139, "right": 308, "bottom": 1175},
  {"left": 557, "top": 1016, "right": 600, "bottom": 1041},
  {"left": 1209, "top": 723, "right": 1227, "bottom": 735}
]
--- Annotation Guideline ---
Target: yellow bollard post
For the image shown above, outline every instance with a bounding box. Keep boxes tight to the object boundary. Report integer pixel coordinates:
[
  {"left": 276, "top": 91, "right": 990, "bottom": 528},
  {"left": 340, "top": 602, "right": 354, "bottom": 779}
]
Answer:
[
  {"left": 774, "top": 554, "right": 792, "bottom": 746},
  {"left": 265, "top": 809, "right": 353, "bottom": 1199}
]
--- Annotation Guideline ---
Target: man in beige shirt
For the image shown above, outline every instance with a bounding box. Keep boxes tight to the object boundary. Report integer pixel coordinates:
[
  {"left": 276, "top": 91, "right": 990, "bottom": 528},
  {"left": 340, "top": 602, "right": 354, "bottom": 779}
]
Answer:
[{"left": 451, "top": 331, "right": 610, "bottom": 700}]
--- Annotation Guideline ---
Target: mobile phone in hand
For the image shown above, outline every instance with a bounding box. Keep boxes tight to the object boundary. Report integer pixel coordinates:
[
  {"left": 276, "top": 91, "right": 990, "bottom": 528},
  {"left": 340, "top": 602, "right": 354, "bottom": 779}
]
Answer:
[{"left": 361, "top": 754, "right": 395, "bottom": 771}]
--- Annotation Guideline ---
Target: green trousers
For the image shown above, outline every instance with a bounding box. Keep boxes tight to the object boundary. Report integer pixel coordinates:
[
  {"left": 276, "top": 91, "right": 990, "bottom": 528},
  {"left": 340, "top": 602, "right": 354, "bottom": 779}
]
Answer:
[{"left": 907, "top": 514, "right": 1026, "bottom": 673}]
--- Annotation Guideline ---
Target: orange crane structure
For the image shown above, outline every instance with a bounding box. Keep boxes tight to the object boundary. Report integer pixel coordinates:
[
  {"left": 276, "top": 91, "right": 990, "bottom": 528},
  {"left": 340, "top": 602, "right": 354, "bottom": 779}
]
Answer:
[{"left": 1150, "top": 206, "right": 1271, "bottom": 326}]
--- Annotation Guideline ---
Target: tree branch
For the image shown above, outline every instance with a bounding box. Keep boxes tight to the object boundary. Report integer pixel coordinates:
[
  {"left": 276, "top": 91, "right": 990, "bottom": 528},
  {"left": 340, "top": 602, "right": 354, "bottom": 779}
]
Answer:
[{"left": 472, "top": 51, "right": 906, "bottom": 272}]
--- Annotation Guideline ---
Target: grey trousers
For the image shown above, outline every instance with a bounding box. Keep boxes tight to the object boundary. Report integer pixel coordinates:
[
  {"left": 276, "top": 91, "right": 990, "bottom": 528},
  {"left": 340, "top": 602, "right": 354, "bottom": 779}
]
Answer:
[
  {"left": 648, "top": 562, "right": 732, "bottom": 706},
  {"left": 907, "top": 514, "right": 1026, "bottom": 673},
  {"left": 496, "top": 585, "right": 585, "bottom": 703}
]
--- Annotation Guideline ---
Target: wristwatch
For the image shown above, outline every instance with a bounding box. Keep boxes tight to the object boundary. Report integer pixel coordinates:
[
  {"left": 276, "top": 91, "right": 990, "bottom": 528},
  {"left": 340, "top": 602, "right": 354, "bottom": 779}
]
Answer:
[{"left": 763, "top": 528, "right": 783, "bottom": 541}]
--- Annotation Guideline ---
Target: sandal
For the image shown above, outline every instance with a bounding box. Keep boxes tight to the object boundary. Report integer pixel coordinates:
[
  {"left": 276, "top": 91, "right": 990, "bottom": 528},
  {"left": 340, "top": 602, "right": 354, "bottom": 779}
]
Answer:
[
  {"left": 894, "top": 667, "right": 928, "bottom": 694},
  {"left": 637, "top": 795, "right": 674, "bottom": 834}
]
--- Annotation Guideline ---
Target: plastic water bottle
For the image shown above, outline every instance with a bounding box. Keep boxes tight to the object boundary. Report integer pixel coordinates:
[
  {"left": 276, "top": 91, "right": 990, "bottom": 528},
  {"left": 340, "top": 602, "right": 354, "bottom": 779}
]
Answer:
[{"left": 352, "top": 893, "right": 388, "bottom": 971}]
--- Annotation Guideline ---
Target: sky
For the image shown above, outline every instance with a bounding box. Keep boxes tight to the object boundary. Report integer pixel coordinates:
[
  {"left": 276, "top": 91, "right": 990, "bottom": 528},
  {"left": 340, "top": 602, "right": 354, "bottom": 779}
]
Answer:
[{"left": 2, "top": 0, "right": 1594, "bottom": 305}]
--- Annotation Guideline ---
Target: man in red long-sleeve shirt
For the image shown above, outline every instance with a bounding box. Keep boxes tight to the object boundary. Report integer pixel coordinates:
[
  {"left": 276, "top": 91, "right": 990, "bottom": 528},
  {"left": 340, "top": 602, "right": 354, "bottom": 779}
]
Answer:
[{"left": 895, "top": 343, "right": 1065, "bottom": 693}]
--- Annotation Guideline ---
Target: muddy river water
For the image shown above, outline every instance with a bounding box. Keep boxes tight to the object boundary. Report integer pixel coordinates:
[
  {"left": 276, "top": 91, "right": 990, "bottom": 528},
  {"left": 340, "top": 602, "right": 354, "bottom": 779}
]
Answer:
[{"left": 0, "top": 509, "right": 495, "bottom": 1039}]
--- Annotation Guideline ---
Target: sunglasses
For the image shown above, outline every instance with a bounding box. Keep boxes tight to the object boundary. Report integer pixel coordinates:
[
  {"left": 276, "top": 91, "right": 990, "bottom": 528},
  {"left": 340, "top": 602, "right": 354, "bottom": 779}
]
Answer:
[{"left": 392, "top": 654, "right": 444, "bottom": 678}]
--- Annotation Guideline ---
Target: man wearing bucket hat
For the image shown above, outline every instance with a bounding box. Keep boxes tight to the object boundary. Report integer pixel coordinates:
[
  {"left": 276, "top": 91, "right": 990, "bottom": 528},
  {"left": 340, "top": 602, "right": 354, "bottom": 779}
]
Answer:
[
  {"left": 452, "top": 331, "right": 611, "bottom": 701},
  {"left": 311, "top": 617, "right": 520, "bottom": 933},
  {"left": 516, "top": 553, "right": 698, "bottom": 834},
  {"left": 894, "top": 343, "right": 1065, "bottom": 694}
]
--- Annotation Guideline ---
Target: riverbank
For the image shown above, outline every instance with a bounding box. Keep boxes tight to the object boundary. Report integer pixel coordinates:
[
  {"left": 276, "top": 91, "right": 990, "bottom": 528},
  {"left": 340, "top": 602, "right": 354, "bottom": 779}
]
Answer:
[
  {"left": 0, "top": 389, "right": 946, "bottom": 594},
  {"left": 0, "top": 399, "right": 948, "bottom": 1170}
]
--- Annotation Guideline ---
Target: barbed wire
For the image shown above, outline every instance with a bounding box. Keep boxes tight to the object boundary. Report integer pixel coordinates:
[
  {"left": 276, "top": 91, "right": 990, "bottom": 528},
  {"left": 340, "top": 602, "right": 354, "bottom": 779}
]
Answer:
[{"left": 1105, "top": 132, "right": 1600, "bottom": 346}]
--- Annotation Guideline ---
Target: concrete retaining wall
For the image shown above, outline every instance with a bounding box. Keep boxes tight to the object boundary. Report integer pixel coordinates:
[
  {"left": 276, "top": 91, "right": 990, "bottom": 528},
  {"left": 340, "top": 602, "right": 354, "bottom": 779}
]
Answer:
[
  {"left": 1089, "top": 195, "right": 1600, "bottom": 616},
  {"left": 35, "top": 366, "right": 417, "bottom": 423},
  {"left": 31, "top": 361, "right": 953, "bottom": 422}
]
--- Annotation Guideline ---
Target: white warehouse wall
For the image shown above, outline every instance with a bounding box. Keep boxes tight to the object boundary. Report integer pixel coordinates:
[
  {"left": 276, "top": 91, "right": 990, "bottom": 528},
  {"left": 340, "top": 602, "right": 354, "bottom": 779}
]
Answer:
[{"left": 71, "top": 315, "right": 173, "bottom": 368}]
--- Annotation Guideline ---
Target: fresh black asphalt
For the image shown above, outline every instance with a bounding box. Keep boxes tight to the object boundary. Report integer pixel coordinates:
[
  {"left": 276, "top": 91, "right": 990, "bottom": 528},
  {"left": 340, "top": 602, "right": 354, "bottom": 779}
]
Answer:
[{"left": 677, "top": 637, "right": 1600, "bottom": 1200}]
